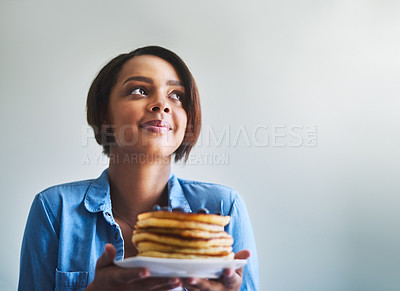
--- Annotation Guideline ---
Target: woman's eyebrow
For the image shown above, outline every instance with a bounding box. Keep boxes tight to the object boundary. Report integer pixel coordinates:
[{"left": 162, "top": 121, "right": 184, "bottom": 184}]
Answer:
[
  {"left": 123, "top": 76, "right": 153, "bottom": 85},
  {"left": 166, "top": 80, "right": 184, "bottom": 87},
  {"left": 122, "top": 76, "right": 184, "bottom": 87}
]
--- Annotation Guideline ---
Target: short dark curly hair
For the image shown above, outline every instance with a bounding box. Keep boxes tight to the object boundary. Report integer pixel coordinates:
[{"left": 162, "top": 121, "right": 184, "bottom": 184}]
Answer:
[{"left": 86, "top": 46, "right": 201, "bottom": 162}]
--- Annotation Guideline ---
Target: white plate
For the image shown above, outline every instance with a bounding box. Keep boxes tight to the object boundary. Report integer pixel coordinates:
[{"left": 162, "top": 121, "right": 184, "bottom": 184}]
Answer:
[{"left": 114, "top": 256, "right": 247, "bottom": 278}]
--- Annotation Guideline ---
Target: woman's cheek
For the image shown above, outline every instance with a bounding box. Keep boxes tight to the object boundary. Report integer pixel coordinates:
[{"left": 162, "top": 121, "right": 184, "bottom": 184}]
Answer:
[{"left": 115, "top": 124, "right": 139, "bottom": 147}]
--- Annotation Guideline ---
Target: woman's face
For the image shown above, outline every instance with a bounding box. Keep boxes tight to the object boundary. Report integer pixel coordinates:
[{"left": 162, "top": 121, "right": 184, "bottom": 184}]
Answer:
[{"left": 107, "top": 55, "right": 188, "bottom": 159}]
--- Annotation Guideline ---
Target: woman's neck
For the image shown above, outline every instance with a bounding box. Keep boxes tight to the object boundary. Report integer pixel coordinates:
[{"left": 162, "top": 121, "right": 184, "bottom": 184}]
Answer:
[{"left": 107, "top": 151, "right": 171, "bottom": 218}]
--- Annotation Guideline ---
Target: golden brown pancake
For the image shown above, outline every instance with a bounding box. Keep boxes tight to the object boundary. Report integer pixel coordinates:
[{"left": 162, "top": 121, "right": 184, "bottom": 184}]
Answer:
[
  {"left": 134, "top": 228, "right": 231, "bottom": 239},
  {"left": 132, "top": 232, "right": 233, "bottom": 248},
  {"left": 138, "top": 211, "right": 230, "bottom": 226},
  {"left": 136, "top": 241, "right": 232, "bottom": 255},
  {"left": 132, "top": 210, "right": 234, "bottom": 260},
  {"left": 138, "top": 251, "right": 235, "bottom": 260},
  {"left": 136, "top": 218, "right": 224, "bottom": 232}
]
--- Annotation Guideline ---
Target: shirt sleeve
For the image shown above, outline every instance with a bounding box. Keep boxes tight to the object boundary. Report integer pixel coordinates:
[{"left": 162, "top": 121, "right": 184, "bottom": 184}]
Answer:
[
  {"left": 226, "top": 192, "right": 260, "bottom": 291},
  {"left": 18, "top": 194, "right": 59, "bottom": 291}
]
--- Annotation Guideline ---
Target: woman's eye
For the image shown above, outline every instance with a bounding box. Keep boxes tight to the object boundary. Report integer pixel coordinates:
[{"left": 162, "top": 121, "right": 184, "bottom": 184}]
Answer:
[
  {"left": 130, "top": 88, "right": 146, "bottom": 95},
  {"left": 170, "top": 92, "right": 182, "bottom": 101}
]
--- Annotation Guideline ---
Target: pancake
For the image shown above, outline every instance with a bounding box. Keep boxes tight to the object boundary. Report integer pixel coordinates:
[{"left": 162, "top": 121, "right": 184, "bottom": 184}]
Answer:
[
  {"left": 136, "top": 218, "right": 224, "bottom": 232},
  {"left": 134, "top": 228, "right": 231, "bottom": 239},
  {"left": 138, "top": 211, "right": 230, "bottom": 226},
  {"left": 132, "top": 209, "right": 234, "bottom": 260},
  {"left": 136, "top": 241, "right": 233, "bottom": 255},
  {"left": 132, "top": 232, "right": 233, "bottom": 248},
  {"left": 139, "top": 251, "right": 235, "bottom": 260}
]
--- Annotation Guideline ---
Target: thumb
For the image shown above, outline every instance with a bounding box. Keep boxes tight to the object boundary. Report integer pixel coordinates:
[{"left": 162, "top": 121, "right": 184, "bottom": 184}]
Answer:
[
  {"left": 231, "top": 250, "right": 251, "bottom": 279},
  {"left": 96, "top": 243, "right": 117, "bottom": 269},
  {"left": 234, "top": 250, "right": 251, "bottom": 260}
]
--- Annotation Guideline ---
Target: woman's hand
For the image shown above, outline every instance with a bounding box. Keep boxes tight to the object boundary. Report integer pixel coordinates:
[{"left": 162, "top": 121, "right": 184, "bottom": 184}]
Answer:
[
  {"left": 85, "top": 244, "right": 182, "bottom": 291},
  {"left": 182, "top": 250, "right": 251, "bottom": 291}
]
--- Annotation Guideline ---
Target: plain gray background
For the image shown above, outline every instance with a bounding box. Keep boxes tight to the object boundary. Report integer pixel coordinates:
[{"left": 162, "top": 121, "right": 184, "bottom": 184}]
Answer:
[{"left": 1, "top": 1, "right": 400, "bottom": 290}]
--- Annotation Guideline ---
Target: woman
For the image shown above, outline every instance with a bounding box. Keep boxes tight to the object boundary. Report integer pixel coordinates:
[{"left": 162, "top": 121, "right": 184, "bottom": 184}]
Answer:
[{"left": 19, "top": 46, "right": 259, "bottom": 291}]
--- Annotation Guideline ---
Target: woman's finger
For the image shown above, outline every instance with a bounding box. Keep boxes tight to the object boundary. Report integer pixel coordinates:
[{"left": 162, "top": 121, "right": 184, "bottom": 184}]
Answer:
[
  {"left": 114, "top": 266, "right": 149, "bottom": 283},
  {"left": 147, "top": 277, "right": 182, "bottom": 290},
  {"left": 182, "top": 278, "right": 218, "bottom": 291},
  {"left": 127, "top": 277, "right": 181, "bottom": 290},
  {"left": 220, "top": 268, "right": 239, "bottom": 289},
  {"left": 184, "top": 273, "right": 241, "bottom": 291},
  {"left": 182, "top": 283, "right": 201, "bottom": 291},
  {"left": 232, "top": 249, "right": 251, "bottom": 278},
  {"left": 95, "top": 243, "right": 116, "bottom": 269},
  {"left": 234, "top": 250, "right": 251, "bottom": 260}
]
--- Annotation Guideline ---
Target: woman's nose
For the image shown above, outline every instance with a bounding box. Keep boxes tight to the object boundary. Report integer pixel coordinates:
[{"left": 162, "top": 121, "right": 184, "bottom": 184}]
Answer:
[
  {"left": 148, "top": 95, "right": 171, "bottom": 113},
  {"left": 150, "top": 105, "right": 170, "bottom": 113}
]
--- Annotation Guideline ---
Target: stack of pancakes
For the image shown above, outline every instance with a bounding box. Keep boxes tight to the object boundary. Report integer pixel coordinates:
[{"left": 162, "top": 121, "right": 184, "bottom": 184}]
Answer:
[{"left": 132, "top": 210, "right": 234, "bottom": 259}]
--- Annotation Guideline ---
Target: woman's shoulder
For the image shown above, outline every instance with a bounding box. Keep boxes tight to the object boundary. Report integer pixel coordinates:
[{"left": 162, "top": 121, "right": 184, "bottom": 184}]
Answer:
[
  {"left": 37, "top": 169, "right": 108, "bottom": 200},
  {"left": 35, "top": 178, "right": 96, "bottom": 208},
  {"left": 39, "top": 178, "right": 94, "bottom": 195}
]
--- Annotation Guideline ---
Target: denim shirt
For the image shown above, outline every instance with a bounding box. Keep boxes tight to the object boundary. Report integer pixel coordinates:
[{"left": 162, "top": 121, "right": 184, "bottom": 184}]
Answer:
[{"left": 18, "top": 169, "right": 259, "bottom": 291}]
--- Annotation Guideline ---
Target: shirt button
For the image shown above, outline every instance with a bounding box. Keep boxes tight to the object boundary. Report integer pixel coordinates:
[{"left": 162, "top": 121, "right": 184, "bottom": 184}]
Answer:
[
  {"left": 105, "top": 212, "right": 111, "bottom": 217},
  {"left": 114, "top": 232, "right": 119, "bottom": 240}
]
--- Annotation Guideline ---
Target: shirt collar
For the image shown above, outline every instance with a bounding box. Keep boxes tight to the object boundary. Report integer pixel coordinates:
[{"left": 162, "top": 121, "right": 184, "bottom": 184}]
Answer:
[
  {"left": 167, "top": 173, "right": 192, "bottom": 213},
  {"left": 84, "top": 168, "right": 111, "bottom": 213},
  {"left": 84, "top": 168, "right": 192, "bottom": 213}
]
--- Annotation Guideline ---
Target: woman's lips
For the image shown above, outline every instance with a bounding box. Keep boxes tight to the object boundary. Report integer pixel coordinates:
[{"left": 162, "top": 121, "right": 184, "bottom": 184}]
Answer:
[{"left": 141, "top": 120, "right": 172, "bottom": 134}]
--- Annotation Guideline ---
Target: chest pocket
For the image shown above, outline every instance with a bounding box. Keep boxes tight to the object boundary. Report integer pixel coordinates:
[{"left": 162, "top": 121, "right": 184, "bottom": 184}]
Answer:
[{"left": 55, "top": 269, "right": 88, "bottom": 291}]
